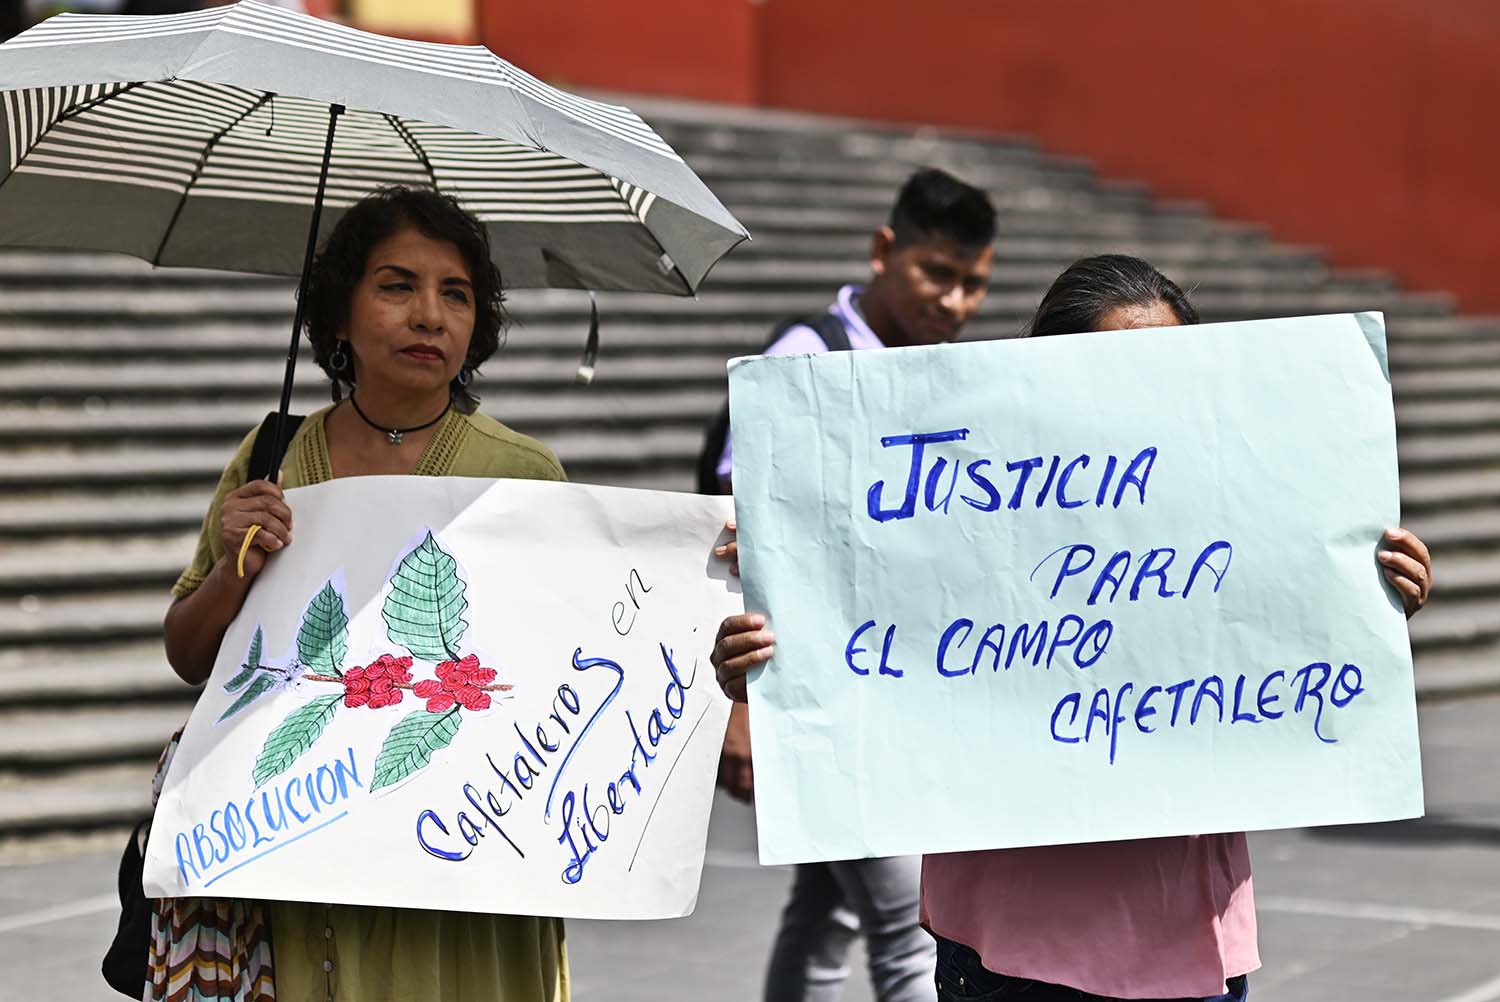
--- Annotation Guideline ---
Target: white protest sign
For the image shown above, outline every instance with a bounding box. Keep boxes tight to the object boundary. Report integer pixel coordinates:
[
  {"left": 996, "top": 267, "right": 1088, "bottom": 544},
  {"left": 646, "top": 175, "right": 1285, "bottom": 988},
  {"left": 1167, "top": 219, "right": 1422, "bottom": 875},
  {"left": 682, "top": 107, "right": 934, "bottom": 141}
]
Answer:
[
  {"left": 144, "top": 477, "right": 737, "bottom": 919},
  {"left": 729, "top": 312, "right": 1423, "bottom": 864}
]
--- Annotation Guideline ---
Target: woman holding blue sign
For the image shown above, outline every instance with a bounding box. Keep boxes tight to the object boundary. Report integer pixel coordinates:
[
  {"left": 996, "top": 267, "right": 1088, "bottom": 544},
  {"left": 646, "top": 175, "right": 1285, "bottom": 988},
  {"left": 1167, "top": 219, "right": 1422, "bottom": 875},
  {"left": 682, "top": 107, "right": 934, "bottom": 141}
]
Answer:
[{"left": 711, "top": 254, "right": 1434, "bottom": 1002}]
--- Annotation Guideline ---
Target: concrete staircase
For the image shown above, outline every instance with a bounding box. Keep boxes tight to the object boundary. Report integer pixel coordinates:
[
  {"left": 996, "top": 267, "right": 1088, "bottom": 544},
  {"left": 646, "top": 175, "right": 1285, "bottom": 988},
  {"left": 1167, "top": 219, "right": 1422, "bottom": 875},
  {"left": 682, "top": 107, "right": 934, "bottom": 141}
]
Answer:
[{"left": 2, "top": 101, "right": 1497, "bottom": 840}]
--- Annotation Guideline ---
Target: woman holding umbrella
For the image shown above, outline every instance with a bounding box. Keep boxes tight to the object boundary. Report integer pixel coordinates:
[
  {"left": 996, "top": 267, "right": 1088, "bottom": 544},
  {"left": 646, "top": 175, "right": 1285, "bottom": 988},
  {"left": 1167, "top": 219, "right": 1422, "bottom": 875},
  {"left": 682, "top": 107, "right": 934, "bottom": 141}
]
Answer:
[{"left": 156, "top": 185, "right": 568, "bottom": 1002}]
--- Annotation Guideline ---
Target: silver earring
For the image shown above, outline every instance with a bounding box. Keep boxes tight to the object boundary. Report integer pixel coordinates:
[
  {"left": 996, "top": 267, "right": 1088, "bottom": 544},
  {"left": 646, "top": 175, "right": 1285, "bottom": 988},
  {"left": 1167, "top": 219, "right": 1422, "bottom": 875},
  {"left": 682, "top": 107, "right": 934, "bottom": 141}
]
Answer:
[
  {"left": 330, "top": 342, "right": 349, "bottom": 372},
  {"left": 456, "top": 366, "right": 473, "bottom": 387}
]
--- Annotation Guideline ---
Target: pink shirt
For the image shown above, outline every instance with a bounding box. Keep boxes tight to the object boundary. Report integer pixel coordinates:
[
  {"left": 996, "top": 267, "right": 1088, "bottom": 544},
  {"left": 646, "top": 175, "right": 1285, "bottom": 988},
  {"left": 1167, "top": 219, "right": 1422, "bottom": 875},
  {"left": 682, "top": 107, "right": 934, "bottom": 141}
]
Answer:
[{"left": 922, "top": 835, "right": 1259, "bottom": 999}]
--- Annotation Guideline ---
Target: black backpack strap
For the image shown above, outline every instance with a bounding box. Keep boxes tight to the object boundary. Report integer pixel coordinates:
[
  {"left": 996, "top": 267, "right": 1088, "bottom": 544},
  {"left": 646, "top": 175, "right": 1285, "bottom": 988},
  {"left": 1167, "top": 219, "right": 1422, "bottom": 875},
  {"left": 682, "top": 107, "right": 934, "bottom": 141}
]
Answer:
[
  {"left": 249, "top": 411, "right": 306, "bottom": 483},
  {"left": 694, "top": 312, "right": 854, "bottom": 494},
  {"left": 805, "top": 311, "right": 853, "bottom": 353}
]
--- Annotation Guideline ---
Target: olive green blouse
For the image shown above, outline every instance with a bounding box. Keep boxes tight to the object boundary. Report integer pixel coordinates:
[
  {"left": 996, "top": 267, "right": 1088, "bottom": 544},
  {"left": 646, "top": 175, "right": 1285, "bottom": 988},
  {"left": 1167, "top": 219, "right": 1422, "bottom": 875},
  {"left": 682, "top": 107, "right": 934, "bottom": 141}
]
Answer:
[
  {"left": 173, "top": 403, "right": 569, "bottom": 1002},
  {"left": 174, "top": 403, "right": 566, "bottom": 597}
]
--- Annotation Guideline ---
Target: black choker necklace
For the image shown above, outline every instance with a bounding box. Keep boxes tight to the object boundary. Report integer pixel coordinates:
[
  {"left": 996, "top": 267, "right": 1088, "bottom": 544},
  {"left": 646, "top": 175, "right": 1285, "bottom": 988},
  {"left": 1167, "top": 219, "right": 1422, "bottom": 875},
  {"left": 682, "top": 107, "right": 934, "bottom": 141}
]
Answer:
[{"left": 348, "top": 394, "right": 449, "bottom": 445}]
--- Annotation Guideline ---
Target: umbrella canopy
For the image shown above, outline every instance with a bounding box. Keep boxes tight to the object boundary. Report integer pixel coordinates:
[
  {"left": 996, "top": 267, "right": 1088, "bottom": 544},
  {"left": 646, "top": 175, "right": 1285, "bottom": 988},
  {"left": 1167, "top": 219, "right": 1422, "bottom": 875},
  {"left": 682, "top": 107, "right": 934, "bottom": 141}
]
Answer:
[{"left": 0, "top": 0, "right": 746, "bottom": 295}]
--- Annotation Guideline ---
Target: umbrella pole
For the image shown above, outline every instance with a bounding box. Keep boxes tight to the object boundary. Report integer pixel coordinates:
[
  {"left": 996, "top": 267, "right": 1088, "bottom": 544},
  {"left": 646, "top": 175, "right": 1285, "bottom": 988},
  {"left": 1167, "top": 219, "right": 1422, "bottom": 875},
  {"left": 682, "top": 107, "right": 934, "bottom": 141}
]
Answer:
[{"left": 260, "top": 102, "right": 345, "bottom": 481}]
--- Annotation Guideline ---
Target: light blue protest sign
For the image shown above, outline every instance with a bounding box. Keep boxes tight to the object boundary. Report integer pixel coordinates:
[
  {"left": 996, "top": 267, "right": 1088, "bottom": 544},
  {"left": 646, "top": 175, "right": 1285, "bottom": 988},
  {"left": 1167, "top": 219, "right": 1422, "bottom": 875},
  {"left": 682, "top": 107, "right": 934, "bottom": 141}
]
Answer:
[{"left": 728, "top": 312, "right": 1422, "bottom": 865}]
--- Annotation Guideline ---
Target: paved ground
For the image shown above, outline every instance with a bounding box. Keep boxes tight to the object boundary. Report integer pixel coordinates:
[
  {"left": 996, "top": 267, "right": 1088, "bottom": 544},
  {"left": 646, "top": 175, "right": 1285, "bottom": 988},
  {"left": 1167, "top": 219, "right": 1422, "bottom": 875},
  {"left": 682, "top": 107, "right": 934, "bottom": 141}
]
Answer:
[{"left": 3, "top": 694, "right": 1499, "bottom": 1001}]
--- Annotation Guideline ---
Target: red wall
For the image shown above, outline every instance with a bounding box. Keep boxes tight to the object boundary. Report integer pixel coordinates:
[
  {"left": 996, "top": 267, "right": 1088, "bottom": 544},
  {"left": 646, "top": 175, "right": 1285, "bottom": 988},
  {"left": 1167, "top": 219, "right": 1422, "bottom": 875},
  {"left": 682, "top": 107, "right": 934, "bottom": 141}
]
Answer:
[
  {"left": 479, "top": 1, "right": 1500, "bottom": 312},
  {"left": 477, "top": 1, "right": 759, "bottom": 104}
]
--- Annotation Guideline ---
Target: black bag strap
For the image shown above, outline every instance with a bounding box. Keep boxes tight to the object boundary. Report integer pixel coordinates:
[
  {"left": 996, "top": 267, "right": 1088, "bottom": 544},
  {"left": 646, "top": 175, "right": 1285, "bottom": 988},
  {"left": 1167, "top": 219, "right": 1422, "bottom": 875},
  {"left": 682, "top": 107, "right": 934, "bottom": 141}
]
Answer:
[
  {"left": 249, "top": 411, "right": 306, "bottom": 483},
  {"left": 695, "top": 312, "right": 853, "bottom": 494},
  {"left": 803, "top": 311, "right": 852, "bottom": 353}
]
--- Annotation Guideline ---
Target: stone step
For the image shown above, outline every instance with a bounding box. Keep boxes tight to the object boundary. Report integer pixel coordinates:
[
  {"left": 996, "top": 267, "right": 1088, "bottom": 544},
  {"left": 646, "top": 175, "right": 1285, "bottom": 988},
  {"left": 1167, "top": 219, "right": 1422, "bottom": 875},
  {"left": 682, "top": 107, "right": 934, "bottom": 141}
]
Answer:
[
  {"left": 1404, "top": 508, "right": 1500, "bottom": 550},
  {"left": 729, "top": 232, "right": 1314, "bottom": 265},
  {"left": 0, "top": 533, "right": 196, "bottom": 595},
  {"left": 0, "top": 279, "right": 1446, "bottom": 325},
  {"left": 9, "top": 308, "right": 1472, "bottom": 365},
  {"left": 0, "top": 307, "right": 1485, "bottom": 363},
  {"left": 1383, "top": 315, "right": 1500, "bottom": 339},
  {"left": 2, "top": 262, "right": 1385, "bottom": 302},
  {"left": 0, "top": 640, "right": 195, "bottom": 709},
  {"left": 1396, "top": 369, "right": 1500, "bottom": 398},
  {"left": 733, "top": 203, "right": 1272, "bottom": 240},
  {"left": 720, "top": 260, "right": 1393, "bottom": 294},
  {"left": 1397, "top": 399, "right": 1500, "bottom": 433},
  {"left": 1389, "top": 340, "right": 1500, "bottom": 369},
  {"left": 677, "top": 150, "right": 1090, "bottom": 184},
  {"left": 0, "top": 704, "right": 188, "bottom": 771},
  {"left": 1399, "top": 469, "right": 1500, "bottom": 512},
  {"left": 655, "top": 122, "right": 1051, "bottom": 165},
  {"left": 11, "top": 381, "right": 1500, "bottom": 453},
  {"left": 0, "top": 354, "right": 725, "bottom": 402},
  {"left": 0, "top": 762, "right": 156, "bottom": 835},
  {"left": 0, "top": 389, "right": 728, "bottom": 446},
  {"left": 711, "top": 179, "right": 1160, "bottom": 215},
  {"left": 0, "top": 590, "right": 170, "bottom": 648},
  {"left": 0, "top": 458, "right": 689, "bottom": 503},
  {"left": 1415, "top": 549, "right": 1500, "bottom": 601},
  {"left": 1397, "top": 432, "right": 1500, "bottom": 471},
  {"left": 0, "top": 319, "right": 779, "bottom": 359},
  {"left": 0, "top": 427, "right": 704, "bottom": 492},
  {"left": 0, "top": 489, "right": 212, "bottom": 539},
  {"left": 1406, "top": 595, "right": 1500, "bottom": 650},
  {"left": 0, "top": 228, "right": 1327, "bottom": 277}
]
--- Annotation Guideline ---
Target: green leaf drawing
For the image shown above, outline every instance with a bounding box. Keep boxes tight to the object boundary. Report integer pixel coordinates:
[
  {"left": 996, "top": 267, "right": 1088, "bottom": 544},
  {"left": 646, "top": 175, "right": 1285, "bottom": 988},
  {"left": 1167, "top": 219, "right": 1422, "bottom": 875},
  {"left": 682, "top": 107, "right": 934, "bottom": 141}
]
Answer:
[
  {"left": 297, "top": 581, "right": 348, "bottom": 676},
  {"left": 217, "top": 673, "right": 278, "bottom": 723},
  {"left": 383, "top": 532, "right": 468, "bottom": 662},
  {"left": 370, "top": 708, "right": 462, "bottom": 791},
  {"left": 224, "top": 626, "right": 265, "bottom": 693},
  {"left": 252, "top": 693, "right": 342, "bottom": 786}
]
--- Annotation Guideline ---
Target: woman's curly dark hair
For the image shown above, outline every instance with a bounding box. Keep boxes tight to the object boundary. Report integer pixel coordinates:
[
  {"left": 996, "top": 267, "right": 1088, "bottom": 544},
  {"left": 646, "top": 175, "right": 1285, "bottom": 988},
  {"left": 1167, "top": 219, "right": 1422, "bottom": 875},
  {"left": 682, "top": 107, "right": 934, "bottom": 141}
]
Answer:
[{"left": 301, "top": 186, "right": 506, "bottom": 412}]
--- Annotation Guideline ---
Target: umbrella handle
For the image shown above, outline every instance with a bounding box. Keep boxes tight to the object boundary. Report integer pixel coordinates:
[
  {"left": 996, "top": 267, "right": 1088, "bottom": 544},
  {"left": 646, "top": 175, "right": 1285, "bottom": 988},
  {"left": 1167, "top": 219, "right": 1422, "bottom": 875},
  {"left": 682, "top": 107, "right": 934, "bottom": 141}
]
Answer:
[{"left": 259, "top": 102, "right": 345, "bottom": 482}]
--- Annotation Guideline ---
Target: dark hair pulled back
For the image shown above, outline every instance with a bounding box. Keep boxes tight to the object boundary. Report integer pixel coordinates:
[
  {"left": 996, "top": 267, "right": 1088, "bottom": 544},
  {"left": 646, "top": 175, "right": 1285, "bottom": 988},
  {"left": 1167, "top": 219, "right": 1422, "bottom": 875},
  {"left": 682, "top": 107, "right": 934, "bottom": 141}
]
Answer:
[
  {"left": 301, "top": 185, "right": 506, "bottom": 412},
  {"left": 1026, "top": 254, "right": 1198, "bottom": 338}
]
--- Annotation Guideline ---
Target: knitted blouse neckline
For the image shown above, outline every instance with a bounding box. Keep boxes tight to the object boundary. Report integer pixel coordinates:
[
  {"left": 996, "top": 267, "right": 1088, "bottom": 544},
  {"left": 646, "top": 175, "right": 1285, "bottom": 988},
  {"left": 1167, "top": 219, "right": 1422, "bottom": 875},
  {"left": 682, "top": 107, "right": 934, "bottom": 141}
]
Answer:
[{"left": 298, "top": 404, "right": 466, "bottom": 485}]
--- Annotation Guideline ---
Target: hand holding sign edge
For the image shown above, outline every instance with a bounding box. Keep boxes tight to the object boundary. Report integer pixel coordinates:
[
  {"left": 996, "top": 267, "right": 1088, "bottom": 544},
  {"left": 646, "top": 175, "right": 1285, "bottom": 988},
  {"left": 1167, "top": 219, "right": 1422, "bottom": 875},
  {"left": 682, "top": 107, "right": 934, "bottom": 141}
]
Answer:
[{"left": 710, "top": 521, "right": 775, "bottom": 703}]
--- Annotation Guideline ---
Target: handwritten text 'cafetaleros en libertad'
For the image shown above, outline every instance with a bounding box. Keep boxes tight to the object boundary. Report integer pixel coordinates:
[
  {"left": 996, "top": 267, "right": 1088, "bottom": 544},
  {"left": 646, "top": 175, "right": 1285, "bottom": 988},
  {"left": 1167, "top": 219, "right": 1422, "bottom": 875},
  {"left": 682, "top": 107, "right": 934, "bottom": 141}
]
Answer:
[{"left": 415, "top": 570, "right": 713, "bottom": 885}]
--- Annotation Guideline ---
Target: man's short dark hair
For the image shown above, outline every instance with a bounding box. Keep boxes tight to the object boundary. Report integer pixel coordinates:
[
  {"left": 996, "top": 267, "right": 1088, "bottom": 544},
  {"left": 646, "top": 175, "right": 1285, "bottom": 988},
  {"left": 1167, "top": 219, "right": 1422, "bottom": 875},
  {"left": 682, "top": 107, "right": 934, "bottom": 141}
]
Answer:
[{"left": 888, "top": 168, "right": 997, "bottom": 250}]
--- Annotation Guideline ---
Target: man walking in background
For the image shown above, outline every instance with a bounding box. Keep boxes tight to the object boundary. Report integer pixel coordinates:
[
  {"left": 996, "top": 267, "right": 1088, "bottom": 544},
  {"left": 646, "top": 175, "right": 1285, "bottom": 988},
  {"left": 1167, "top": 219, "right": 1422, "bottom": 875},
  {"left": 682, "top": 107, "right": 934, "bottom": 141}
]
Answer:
[{"left": 714, "top": 168, "right": 997, "bottom": 1002}]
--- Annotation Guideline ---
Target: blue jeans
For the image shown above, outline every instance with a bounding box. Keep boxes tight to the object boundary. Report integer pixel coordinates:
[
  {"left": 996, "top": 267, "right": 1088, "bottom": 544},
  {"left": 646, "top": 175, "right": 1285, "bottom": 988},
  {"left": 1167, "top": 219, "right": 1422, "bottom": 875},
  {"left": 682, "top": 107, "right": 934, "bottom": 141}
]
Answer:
[
  {"left": 763, "top": 857, "right": 935, "bottom": 1002},
  {"left": 934, "top": 936, "right": 1248, "bottom": 1002}
]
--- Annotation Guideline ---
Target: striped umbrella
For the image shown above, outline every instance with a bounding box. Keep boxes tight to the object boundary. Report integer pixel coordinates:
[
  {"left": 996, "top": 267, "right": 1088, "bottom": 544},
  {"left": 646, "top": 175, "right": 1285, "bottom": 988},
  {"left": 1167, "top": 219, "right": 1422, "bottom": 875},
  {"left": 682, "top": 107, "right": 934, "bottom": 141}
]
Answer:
[{"left": 0, "top": 1, "right": 749, "bottom": 450}]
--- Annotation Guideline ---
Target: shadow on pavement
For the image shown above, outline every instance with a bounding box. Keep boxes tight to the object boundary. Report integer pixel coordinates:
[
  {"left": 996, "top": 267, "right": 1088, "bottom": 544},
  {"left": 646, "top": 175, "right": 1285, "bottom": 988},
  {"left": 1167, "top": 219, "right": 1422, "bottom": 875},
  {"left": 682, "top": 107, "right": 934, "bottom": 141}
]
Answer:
[{"left": 1305, "top": 812, "right": 1500, "bottom": 848}]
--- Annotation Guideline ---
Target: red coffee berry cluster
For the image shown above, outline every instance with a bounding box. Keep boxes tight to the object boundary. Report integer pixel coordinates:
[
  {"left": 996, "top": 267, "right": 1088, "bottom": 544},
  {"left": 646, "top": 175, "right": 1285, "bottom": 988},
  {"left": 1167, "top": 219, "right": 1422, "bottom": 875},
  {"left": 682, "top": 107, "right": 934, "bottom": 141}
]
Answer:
[
  {"left": 413, "top": 653, "right": 496, "bottom": 713},
  {"left": 343, "top": 654, "right": 414, "bottom": 709}
]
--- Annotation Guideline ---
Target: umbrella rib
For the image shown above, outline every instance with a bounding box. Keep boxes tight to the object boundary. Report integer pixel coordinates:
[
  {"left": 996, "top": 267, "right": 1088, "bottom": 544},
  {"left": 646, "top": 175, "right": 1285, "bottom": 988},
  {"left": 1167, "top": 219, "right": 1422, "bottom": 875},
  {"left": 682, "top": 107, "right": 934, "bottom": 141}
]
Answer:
[
  {"left": 383, "top": 114, "right": 437, "bottom": 190},
  {"left": 149, "top": 90, "right": 275, "bottom": 267},
  {"left": 55, "top": 81, "right": 144, "bottom": 126}
]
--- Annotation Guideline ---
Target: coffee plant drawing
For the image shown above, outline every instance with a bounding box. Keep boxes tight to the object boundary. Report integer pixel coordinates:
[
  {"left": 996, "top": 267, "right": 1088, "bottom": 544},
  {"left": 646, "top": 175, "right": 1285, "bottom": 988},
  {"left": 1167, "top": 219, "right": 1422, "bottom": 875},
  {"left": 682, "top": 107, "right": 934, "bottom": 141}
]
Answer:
[{"left": 217, "top": 530, "right": 512, "bottom": 792}]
